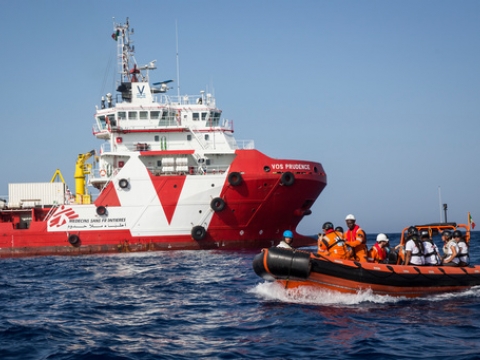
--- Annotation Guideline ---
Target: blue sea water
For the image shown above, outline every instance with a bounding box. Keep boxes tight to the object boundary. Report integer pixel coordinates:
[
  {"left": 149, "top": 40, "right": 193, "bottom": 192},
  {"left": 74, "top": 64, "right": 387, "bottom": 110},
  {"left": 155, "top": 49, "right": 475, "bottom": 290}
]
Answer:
[{"left": 1, "top": 233, "right": 480, "bottom": 359}]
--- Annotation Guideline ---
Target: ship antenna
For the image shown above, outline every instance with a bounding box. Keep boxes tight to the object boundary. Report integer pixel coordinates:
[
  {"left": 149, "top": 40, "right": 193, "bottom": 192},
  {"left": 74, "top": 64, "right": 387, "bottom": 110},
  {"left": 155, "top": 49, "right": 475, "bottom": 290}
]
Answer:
[{"left": 176, "top": 19, "right": 181, "bottom": 97}]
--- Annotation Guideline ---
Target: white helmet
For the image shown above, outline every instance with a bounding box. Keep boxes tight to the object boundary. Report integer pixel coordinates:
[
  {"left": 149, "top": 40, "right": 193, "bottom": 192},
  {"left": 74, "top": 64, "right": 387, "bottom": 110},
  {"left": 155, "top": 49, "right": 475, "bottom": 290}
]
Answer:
[
  {"left": 345, "top": 214, "right": 356, "bottom": 221},
  {"left": 376, "top": 233, "right": 389, "bottom": 242}
]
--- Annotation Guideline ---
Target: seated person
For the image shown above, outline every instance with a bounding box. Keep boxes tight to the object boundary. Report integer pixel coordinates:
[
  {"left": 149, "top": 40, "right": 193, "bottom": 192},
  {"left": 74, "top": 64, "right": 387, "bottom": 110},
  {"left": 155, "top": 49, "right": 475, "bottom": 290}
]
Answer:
[
  {"left": 453, "top": 230, "right": 470, "bottom": 266},
  {"left": 442, "top": 230, "right": 460, "bottom": 266},
  {"left": 421, "top": 230, "right": 442, "bottom": 266},
  {"left": 368, "top": 233, "right": 389, "bottom": 263},
  {"left": 318, "top": 222, "right": 351, "bottom": 259},
  {"left": 277, "top": 230, "right": 294, "bottom": 249},
  {"left": 404, "top": 226, "right": 425, "bottom": 266}
]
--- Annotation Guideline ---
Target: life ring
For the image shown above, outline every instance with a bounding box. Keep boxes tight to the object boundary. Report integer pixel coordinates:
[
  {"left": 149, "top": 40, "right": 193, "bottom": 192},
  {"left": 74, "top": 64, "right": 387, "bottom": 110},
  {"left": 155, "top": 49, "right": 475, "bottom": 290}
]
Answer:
[
  {"left": 227, "top": 172, "right": 242, "bottom": 186},
  {"left": 191, "top": 225, "right": 207, "bottom": 241},
  {"left": 100, "top": 170, "right": 106, "bottom": 177},
  {"left": 210, "top": 197, "right": 226, "bottom": 212},
  {"left": 96, "top": 205, "right": 107, "bottom": 216},
  {"left": 119, "top": 178, "right": 129, "bottom": 189},
  {"left": 280, "top": 171, "right": 295, "bottom": 186},
  {"left": 68, "top": 234, "right": 80, "bottom": 246}
]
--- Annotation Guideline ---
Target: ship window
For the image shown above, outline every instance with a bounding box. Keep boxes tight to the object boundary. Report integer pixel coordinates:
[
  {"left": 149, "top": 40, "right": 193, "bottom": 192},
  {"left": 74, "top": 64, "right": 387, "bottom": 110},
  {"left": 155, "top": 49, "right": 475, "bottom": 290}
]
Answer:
[
  {"left": 193, "top": 112, "right": 199, "bottom": 121},
  {"left": 128, "top": 111, "right": 137, "bottom": 120},
  {"left": 204, "top": 134, "right": 209, "bottom": 141},
  {"left": 97, "top": 115, "right": 107, "bottom": 129},
  {"left": 154, "top": 135, "right": 159, "bottom": 141},
  {"left": 187, "top": 135, "right": 192, "bottom": 141},
  {"left": 201, "top": 112, "right": 207, "bottom": 121},
  {"left": 157, "top": 160, "right": 162, "bottom": 167},
  {"left": 140, "top": 111, "right": 148, "bottom": 120},
  {"left": 150, "top": 111, "right": 160, "bottom": 120},
  {"left": 117, "top": 111, "right": 126, "bottom": 120}
]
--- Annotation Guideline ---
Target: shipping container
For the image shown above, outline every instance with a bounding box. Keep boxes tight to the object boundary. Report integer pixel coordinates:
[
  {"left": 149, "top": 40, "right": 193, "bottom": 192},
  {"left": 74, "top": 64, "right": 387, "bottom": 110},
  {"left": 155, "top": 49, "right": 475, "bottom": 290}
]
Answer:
[{"left": 8, "top": 182, "right": 66, "bottom": 208}]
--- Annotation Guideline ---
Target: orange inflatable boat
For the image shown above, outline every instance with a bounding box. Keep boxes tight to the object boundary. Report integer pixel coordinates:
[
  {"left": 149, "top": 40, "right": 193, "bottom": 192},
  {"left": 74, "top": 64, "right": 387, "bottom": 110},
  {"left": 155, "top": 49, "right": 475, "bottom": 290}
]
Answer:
[{"left": 253, "top": 222, "right": 479, "bottom": 297}]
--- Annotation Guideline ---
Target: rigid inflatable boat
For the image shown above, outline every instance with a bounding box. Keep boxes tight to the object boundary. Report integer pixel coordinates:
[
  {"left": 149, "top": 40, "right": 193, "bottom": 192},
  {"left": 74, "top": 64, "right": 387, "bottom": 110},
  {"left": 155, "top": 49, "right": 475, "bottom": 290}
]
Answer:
[{"left": 253, "top": 222, "right": 480, "bottom": 297}]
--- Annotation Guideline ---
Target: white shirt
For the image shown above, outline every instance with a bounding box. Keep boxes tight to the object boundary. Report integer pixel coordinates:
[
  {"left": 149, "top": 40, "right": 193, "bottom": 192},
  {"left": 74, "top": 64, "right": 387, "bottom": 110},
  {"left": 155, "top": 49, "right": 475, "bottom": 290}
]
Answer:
[
  {"left": 405, "top": 238, "right": 425, "bottom": 265},
  {"left": 457, "top": 240, "right": 469, "bottom": 264},
  {"left": 423, "top": 240, "right": 441, "bottom": 265},
  {"left": 277, "top": 240, "right": 293, "bottom": 249},
  {"left": 443, "top": 240, "right": 460, "bottom": 264}
]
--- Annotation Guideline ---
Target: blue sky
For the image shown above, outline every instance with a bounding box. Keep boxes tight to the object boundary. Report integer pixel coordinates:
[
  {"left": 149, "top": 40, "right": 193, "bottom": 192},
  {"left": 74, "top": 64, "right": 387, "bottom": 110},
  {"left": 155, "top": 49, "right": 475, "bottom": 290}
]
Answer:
[{"left": 0, "top": 0, "right": 479, "bottom": 235}]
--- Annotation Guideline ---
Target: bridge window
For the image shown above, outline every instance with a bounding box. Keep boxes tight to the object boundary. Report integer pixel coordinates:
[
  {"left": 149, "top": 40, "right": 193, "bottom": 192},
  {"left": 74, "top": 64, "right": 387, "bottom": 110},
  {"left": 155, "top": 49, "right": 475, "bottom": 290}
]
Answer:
[
  {"left": 128, "top": 111, "right": 137, "bottom": 120},
  {"left": 193, "top": 112, "right": 199, "bottom": 121},
  {"left": 117, "top": 112, "right": 126, "bottom": 120},
  {"left": 140, "top": 111, "right": 148, "bottom": 120},
  {"left": 202, "top": 112, "right": 207, "bottom": 121},
  {"left": 150, "top": 111, "right": 160, "bottom": 120}
]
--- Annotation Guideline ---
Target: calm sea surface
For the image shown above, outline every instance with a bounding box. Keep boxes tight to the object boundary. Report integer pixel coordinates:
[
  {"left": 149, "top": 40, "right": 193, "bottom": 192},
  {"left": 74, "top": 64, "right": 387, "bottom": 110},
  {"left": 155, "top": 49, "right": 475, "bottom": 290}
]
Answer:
[{"left": 1, "top": 232, "right": 480, "bottom": 359}]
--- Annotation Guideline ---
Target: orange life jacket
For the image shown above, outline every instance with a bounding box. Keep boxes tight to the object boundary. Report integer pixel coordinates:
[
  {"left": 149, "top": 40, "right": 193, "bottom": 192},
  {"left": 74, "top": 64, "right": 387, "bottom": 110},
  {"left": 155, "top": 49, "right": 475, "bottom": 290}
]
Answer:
[
  {"left": 318, "top": 230, "right": 350, "bottom": 260},
  {"left": 344, "top": 225, "right": 368, "bottom": 262}
]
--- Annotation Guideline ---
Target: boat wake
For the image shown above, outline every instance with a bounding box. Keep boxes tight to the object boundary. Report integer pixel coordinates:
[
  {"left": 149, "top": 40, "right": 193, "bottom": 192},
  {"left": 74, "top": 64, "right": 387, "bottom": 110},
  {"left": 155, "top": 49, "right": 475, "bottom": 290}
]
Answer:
[
  {"left": 250, "top": 281, "right": 402, "bottom": 305},
  {"left": 251, "top": 282, "right": 480, "bottom": 306}
]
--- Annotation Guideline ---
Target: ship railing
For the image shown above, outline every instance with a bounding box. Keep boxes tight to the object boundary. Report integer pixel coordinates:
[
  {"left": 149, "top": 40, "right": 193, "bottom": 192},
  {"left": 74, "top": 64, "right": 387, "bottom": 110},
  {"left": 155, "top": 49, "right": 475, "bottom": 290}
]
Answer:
[
  {"left": 147, "top": 164, "right": 230, "bottom": 176},
  {"left": 237, "top": 140, "right": 255, "bottom": 149}
]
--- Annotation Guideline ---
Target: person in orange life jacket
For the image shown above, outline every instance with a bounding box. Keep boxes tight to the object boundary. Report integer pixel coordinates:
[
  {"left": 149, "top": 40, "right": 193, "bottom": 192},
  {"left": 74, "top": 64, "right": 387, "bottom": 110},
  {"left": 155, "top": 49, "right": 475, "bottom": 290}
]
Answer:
[
  {"left": 368, "top": 233, "right": 389, "bottom": 263},
  {"left": 420, "top": 230, "right": 441, "bottom": 266},
  {"left": 317, "top": 222, "right": 351, "bottom": 259},
  {"left": 344, "top": 214, "right": 368, "bottom": 262},
  {"left": 335, "top": 226, "right": 344, "bottom": 237},
  {"left": 404, "top": 226, "right": 425, "bottom": 265},
  {"left": 277, "top": 230, "right": 294, "bottom": 249}
]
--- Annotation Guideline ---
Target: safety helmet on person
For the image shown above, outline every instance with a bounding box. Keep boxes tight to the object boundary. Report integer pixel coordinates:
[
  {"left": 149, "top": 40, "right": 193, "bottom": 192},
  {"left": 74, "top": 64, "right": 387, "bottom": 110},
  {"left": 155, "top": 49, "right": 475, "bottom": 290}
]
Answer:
[
  {"left": 335, "top": 226, "right": 344, "bottom": 233},
  {"left": 420, "top": 230, "right": 429, "bottom": 238},
  {"left": 345, "top": 214, "right": 356, "bottom": 221},
  {"left": 452, "top": 230, "right": 463, "bottom": 238},
  {"left": 322, "top": 222, "right": 334, "bottom": 231},
  {"left": 283, "top": 230, "right": 293, "bottom": 238},
  {"left": 407, "top": 226, "right": 418, "bottom": 237},
  {"left": 441, "top": 230, "right": 452, "bottom": 239},
  {"left": 376, "top": 233, "right": 389, "bottom": 243}
]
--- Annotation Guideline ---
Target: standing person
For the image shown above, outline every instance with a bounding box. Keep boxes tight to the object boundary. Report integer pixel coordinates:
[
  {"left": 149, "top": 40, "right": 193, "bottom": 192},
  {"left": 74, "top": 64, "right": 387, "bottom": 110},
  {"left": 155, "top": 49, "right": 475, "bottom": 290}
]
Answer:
[
  {"left": 421, "top": 230, "right": 441, "bottom": 266},
  {"left": 368, "top": 233, "right": 389, "bottom": 263},
  {"left": 277, "top": 230, "right": 294, "bottom": 249},
  {"left": 317, "top": 222, "right": 350, "bottom": 259},
  {"left": 404, "top": 226, "right": 425, "bottom": 266},
  {"left": 442, "top": 230, "right": 460, "bottom": 266},
  {"left": 344, "top": 214, "right": 368, "bottom": 262},
  {"left": 453, "top": 230, "right": 470, "bottom": 266}
]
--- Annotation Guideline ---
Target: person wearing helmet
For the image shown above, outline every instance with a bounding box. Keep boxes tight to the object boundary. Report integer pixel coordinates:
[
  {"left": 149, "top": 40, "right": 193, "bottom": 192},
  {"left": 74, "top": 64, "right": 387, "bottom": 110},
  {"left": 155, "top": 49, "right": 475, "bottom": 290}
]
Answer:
[
  {"left": 344, "top": 214, "right": 368, "bottom": 262},
  {"left": 420, "top": 230, "right": 441, "bottom": 266},
  {"left": 317, "top": 222, "right": 351, "bottom": 259},
  {"left": 453, "top": 230, "right": 469, "bottom": 266},
  {"left": 442, "top": 230, "right": 460, "bottom": 266},
  {"left": 404, "top": 226, "right": 425, "bottom": 266},
  {"left": 368, "top": 233, "right": 389, "bottom": 263},
  {"left": 277, "top": 230, "right": 294, "bottom": 249}
]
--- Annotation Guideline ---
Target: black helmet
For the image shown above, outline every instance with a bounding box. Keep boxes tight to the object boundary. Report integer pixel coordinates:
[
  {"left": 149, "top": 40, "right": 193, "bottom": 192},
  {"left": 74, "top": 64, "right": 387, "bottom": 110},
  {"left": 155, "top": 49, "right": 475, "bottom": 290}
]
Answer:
[
  {"left": 441, "top": 230, "right": 452, "bottom": 238},
  {"left": 407, "top": 226, "right": 418, "bottom": 236},
  {"left": 452, "top": 230, "right": 462, "bottom": 238},
  {"left": 335, "top": 226, "right": 344, "bottom": 233},
  {"left": 322, "top": 222, "right": 334, "bottom": 231},
  {"left": 420, "top": 230, "right": 429, "bottom": 238}
]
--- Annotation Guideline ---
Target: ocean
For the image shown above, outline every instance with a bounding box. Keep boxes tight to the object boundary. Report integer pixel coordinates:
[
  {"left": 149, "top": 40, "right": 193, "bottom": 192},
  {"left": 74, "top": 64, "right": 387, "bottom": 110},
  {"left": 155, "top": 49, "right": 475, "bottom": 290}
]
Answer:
[{"left": 1, "top": 232, "right": 480, "bottom": 359}]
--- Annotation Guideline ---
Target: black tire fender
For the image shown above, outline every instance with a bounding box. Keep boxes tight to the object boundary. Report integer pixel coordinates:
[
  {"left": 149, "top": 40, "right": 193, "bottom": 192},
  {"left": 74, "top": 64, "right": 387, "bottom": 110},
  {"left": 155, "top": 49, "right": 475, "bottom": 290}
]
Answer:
[
  {"left": 96, "top": 205, "right": 107, "bottom": 216},
  {"left": 191, "top": 226, "right": 207, "bottom": 241},
  {"left": 210, "top": 197, "right": 226, "bottom": 212},
  {"left": 68, "top": 234, "right": 80, "bottom": 246},
  {"left": 280, "top": 172, "right": 295, "bottom": 186},
  {"left": 227, "top": 172, "right": 242, "bottom": 186},
  {"left": 119, "top": 178, "right": 129, "bottom": 189}
]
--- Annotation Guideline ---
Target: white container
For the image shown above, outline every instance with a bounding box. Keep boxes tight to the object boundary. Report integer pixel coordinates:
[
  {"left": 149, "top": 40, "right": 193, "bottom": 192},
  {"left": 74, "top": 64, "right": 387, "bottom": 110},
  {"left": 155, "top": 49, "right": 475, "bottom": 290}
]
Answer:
[{"left": 8, "top": 182, "right": 66, "bottom": 208}]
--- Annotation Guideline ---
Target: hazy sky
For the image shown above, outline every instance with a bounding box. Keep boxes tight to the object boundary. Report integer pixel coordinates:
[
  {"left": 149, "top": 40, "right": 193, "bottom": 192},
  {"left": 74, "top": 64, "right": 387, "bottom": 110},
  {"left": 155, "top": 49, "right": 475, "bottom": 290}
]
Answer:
[{"left": 0, "top": 0, "right": 479, "bottom": 235}]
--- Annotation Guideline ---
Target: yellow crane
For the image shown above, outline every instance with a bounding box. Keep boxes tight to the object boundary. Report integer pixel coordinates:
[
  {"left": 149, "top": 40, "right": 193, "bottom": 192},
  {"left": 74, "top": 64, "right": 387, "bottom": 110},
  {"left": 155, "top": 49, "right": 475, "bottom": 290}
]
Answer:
[{"left": 74, "top": 150, "right": 96, "bottom": 204}]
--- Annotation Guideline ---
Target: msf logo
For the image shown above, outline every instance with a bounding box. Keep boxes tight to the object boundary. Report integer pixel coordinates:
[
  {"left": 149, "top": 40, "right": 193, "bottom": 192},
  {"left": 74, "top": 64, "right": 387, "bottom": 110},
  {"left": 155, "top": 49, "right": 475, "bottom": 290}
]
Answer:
[
  {"left": 136, "top": 85, "right": 146, "bottom": 99},
  {"left": 49, "top": 205, "right": 79, "bottom": 228}
]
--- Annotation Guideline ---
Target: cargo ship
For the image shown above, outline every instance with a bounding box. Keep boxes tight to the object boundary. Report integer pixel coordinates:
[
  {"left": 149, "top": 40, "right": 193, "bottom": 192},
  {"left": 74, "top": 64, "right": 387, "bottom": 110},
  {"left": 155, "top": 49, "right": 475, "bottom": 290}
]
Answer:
[{"left": 0, "top": 18, "right": 326, "bottom": 257}]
